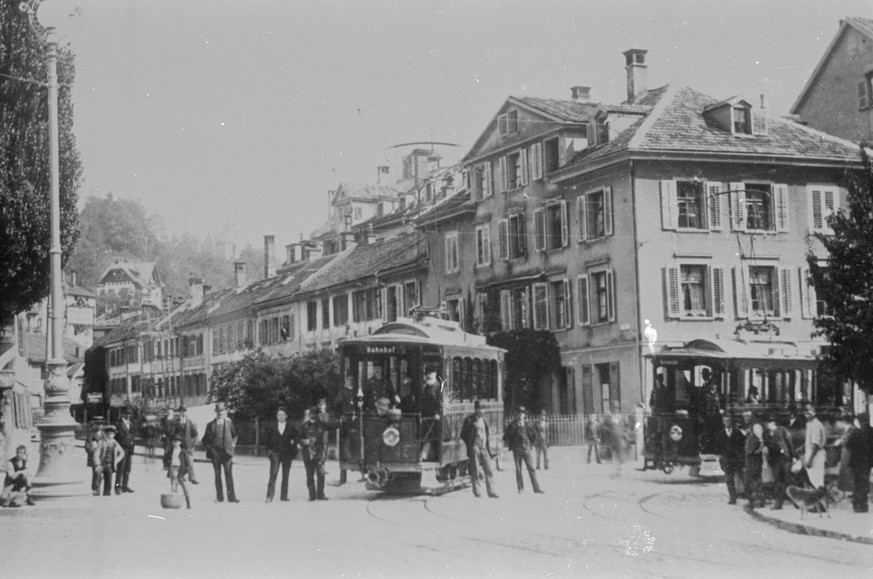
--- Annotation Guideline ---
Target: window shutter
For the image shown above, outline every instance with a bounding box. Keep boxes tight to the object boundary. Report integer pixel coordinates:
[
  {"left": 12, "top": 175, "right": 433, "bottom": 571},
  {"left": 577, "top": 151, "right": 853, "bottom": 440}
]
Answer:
[
  {"left": 660, "top": 180, "right": 678, "bottom": 230},
  {"left": 381, "top": 288, "right": 388, "bottom": 322},
  {"left": 733, "top": 266, "right": 749, "bottom": 318},
  {"left": 445, "top": 235, "right": 453, "bottom": 273},
  {"left": 774, "top": 184, "right": 789, "bottom": 232},
  {"left": 800, "top": 267, "right": 816, "bottom": 319},
  {"left": 729, "top": 183, "right": 746, "bottom": 231},
  {"left": 604, "top": 187, "right": 614, "bottom": 236},
  {"left": 530, "top": 142, "right": 543, "bottom": 181},
  {"left": 706, "top": 182, "right": 723, "bottom": 231},
  {"left": 562, "top": 278, "right": 572, "bottom": 329},
  {"left": 560, "top": 200, "right": 569, "bottom": 247},
  {"left": 497, "top": 219, "right": 508, "bottom": 261},
  {"left": 665, "top": 266, "right": 681, "bottom": 318},
  {"left": 606, "top": 269, "right": 616, "bottom": 322},
  {"left": 809, "top": 188, "right": 823, "bottom": 231},
  {"left": 859, "top": 80, "right": 870, "bottom": 109},
  {"left": 499, "top": 156, "right": 508, "bottom": 193},
  {"left": 462, "top": 169, "right": 470, "bottom": 195},
  {"left": 712, "top": 267, "right": 725, "bottom": 318},
  {"left": 577, "top": 195, "right": 588, "bottom": 241},
  {"left": 483, "top": 223, "right": 491, "bottom": 266},
  {"left": 484, "top": 162, "right": 493, "bottom": 198},
  {"left": 475, "top": 228, "right": 484, "bottom": 266},
  {"left": 518, "top": 214, "right": 527, "bottom": 256},
  {"left": 532, "top": 282, "right": 549, "bottom": 330},
  {"left": 577, "top": 275, "right": 590, "bottom": 326},
  {"left": 778, "top": 267, "right": 793, "bottom": 318},
  {"left": 520, "top": 148, "right": 529, "bottom": 186},
  {"left": 533, "top": 208, "right": 546, "bottom": 252}
]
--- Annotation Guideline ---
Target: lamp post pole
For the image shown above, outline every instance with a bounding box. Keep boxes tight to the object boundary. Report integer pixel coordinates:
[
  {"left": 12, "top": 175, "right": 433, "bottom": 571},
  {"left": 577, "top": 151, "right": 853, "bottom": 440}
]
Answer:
[{"left": 22, "top": 0, "right": 86, "bottom": 499}]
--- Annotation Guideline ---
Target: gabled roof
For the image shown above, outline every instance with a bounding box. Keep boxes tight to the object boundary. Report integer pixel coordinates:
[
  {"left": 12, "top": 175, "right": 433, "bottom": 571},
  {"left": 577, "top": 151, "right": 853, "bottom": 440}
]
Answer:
[
  {"left": 567, "top": 85, "right": 860, "bottom": 168},
  {"left": 255, "top": 254, "right": 338, "bottom": 306},
  {"left": 98, "top": 262, "right": 160, "bottom": 289},
  {"left": 510, "top": 96, "right": 604, "bottom": 123},
  {"left": 791, "top": 17, "right": 873, "bottom": 114},
  {"left": 297, "top": 233, "right": 426, "bottom": 295},
  {"left": 333, "top": 182, "right": 400, "bottom": 203}
]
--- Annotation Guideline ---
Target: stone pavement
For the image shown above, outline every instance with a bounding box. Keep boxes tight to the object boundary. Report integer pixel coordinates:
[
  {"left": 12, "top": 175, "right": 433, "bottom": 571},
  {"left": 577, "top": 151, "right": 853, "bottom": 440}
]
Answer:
[{"left": 2, "top": 443, "right": 871, "bottom": 547}]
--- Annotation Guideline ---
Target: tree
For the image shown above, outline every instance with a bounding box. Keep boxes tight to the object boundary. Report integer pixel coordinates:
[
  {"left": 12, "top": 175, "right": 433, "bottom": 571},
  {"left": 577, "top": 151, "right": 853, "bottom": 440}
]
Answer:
[
  {"left": 0, "top": 0, "right": 82, "bottom": 316},
  {"left": 807, "top": 147, "right": 873, "bottom": 394},
  {"left": 209, "top": 349, "right": 341, "bottom": 421},
  {"left": 487, "top": 329, "right": 562, "bottom": 411}
]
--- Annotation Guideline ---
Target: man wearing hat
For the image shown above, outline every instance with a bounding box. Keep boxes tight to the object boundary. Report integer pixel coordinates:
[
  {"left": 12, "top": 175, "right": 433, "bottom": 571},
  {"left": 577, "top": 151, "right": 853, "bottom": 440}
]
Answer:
[
  {"left": 263, "top": 406, "right": 299, "bottom": 503},
  {"left": 114, "top": 409, "right": 136, "bottom": 494},
  {"left": 503, "top": 406, "right": 544, "bottom": 494},
  {"left": 174, "top": 405, "right": 200, "bottom": 485},
  {"left": 419, "top": 366, "right": 442, "bottom": 461},
  {"left": 201, "top": 402, "right": 239, "bottom": 502},
  {"left": 844, "top": 413, "right": 873, "bottom": 513},
  {"left": 460, "top": 400, "right": 498, "bottom": 498},
  {"left": 762, "top": 415, "right": 794, "bottom": 510},
  {"left": 300, "top": 405, "right": 340, "bottom": 501}
]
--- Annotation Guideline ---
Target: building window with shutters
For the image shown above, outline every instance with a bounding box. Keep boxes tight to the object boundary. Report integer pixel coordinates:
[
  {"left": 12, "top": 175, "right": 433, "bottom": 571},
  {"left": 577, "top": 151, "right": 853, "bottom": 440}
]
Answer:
[
  {"left": 728, "top": 182, "right": 789, "bottom": 232},
  {"left": 859, "top": 75, "right": 872, "bottom": 109},
  {"left": 475, "top": 224, "right": 491, "bottom": 267},
  {"left": 445, "top": 232, "right": 460, "bottom": 274},
  {"left": 473, "top": 162, "right": 493, "bottom": 200},
  {"left": 534, "top": 201, "right": 569, "bottom": 252},
  {"left": 745, "top": 184, "right": 772, "bottom": 230},
  {"left": 734, "top": 264, "right": 793, "bottom": 319},
  {"left": 677, "top": 182, "right": 705, "bottom": 229},
  {"left": 532, "top": 282, "right": 549, "bottom": 330},
  {"left": 665, "top": 263, "right": 725, "bottom": 319},
  {"left": 577, "top": 268, "right": 615, "bottom": 326},
  {"left": 577, "top": 187, "right": 613, "bottom": 242},
  {"left": 749, "top": 266, "right": 776, "bottom": 315},
  {"left": 403, "top": 281, "right": 419, "bottom": 313},
  {"left": 497, "top": 212, "right": 526, "bottom": 261},
  {"left": 549, "top": 278, "right": 571, "bottom": 330},
  {"left": 800, "top": 266, "right": 833, "bottom": 319},
  {"left": 307, "top": 301, "right": 318, "bottom": 331},
  {"left": 333, "top": 294, "right": 349, "bottom": 326},
  {"left": 504, "top": 150, "right": 525, "bottom": 190},
  {"left": 807, "top": 185, "right": 840, "bottom": 234},
  {"left": 500, "top": 286, "right": 530, "bottom": 330}
]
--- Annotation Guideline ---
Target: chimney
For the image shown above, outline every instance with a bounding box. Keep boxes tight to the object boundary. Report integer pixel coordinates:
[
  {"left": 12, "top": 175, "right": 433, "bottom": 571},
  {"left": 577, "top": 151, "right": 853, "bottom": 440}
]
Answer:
[
  {"left": 188, "top": 277, "right": 204, "bottom": 306},
  {"left": 305, "top": 244, "right": 324, "bottom": 262},
  {"left": 263, "top": 235, "right": 276, "bottom": 278},
  {"left": 623, "top": 48, "right": 648, "bottom": 104},
  {"left": 377, "top": 165, "right": 390, "bottom": 184},
  {"left": 570, "top": 86, "right": 591, "bottom": 101},
  {"left": 760, "top": 94, "right": 767, "bottom": 110},
  {"left": 233, "top": 261, "right": 247, "bottom": 288},
  {"left": 340, "top": 231, "right": 356, "bottom": 251}
]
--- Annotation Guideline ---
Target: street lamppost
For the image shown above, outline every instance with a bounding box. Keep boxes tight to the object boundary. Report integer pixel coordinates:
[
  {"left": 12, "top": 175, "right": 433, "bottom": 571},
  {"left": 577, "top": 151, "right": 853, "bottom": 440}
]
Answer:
[{"left": 20, "top": 0, "right": 85, "bottom": 498}]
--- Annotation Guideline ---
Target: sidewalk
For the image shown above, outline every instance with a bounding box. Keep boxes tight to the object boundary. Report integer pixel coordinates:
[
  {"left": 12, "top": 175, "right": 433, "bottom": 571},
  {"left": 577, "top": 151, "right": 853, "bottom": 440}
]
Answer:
[{"left": 746, "top": 493, "right": 873, "bottom": 545}]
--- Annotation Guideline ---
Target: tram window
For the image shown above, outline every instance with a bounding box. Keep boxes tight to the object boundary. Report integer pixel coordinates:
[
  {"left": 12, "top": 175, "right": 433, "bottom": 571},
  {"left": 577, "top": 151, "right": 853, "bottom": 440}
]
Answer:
[
  {"left": 472, "top": 359, "right": 482, "bottom": 400},
  {"left": 489, "top": 360, "right": 498, "bottom": 400},
  {"left": 451, "top": 357, "right": 462, "bottom": 401},
  {"left": 464, "top": 358, "right": 474, "bottom": 400}
]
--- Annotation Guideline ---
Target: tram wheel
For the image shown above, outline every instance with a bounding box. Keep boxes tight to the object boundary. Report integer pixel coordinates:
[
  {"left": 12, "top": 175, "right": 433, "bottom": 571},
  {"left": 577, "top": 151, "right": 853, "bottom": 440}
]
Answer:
[{"left": 661, "top": 463, "right": 674, "bottom": 475}]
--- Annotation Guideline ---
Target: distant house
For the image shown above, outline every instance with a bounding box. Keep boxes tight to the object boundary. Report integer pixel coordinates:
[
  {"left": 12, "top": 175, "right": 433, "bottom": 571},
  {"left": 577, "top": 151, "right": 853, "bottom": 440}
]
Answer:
[
  {"left": 791, "top": 17, "right": 873, "bottom": 143},
  {"left": 97, "top": 261, "right": 164, "bottom": 312}
]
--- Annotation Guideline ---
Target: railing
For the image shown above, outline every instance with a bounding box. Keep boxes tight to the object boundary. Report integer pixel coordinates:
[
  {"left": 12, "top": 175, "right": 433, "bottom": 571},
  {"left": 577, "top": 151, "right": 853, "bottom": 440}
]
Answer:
[{"left": 505, "top": 412, "right": 639, "bottom": 447}]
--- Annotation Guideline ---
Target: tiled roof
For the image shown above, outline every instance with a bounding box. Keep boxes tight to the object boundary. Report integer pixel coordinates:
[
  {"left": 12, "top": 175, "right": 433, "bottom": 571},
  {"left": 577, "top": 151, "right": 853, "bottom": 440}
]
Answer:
[
  {"left": 298, "top": 233, "right": 426, "bottom": 294},
  {"left": 845, "top": 16, "right": 873, "bottom": 38},
  {"left": 255, "top": 255, "right": 338, "bottom": 305},
  {"left": 416, "top": 190, "right": 474, "bottom": 225},
  {"left": 572, "top": 85, "right": 860, "bottom": 166},
  {"left": 98, "top": 262, "right": 158, "bottom": 288},
  {"left": 92, "top": 316, "right": 152, "bottom": 348},
  {"left": 511, "top": 96, "right": 602, "bottom": 122},
  {"left": 335, "top": 182, "right": 400, "bottom": 201}
]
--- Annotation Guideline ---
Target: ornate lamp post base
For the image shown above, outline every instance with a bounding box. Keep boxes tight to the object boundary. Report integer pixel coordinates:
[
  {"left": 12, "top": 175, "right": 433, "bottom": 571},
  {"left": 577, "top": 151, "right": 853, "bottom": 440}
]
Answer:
[{"left": 30, "top": 358, "right": 87, "bottom": 499}]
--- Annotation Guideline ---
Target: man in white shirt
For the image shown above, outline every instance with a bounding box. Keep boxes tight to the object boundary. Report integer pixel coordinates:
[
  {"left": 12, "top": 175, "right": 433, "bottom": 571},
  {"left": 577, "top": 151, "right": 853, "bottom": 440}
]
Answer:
[{"left": 803, "top": 404, "right": 827, "bottom": 492}]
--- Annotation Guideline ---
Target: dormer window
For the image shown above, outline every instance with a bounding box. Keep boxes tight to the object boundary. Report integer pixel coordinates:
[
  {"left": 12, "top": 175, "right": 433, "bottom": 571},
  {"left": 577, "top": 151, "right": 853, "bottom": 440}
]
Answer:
[
  {"left": 704, "top": 99, "right": 767, "bottom": 136},
  {"left": 498, "top": 110, "right": 519, "bottom": 137},
  {"left": 733, "top": 106, "right": 749, "bottom": 134}
]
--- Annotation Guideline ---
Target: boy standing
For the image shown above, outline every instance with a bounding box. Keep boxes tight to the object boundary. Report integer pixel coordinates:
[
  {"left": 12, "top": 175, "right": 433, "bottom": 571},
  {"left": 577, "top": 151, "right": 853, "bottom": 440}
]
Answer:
[
  {"left": 99, "top": 426, "right": 125, "bottom": 497},
  {"left": 165, "top": 434, "right": 191, "bottom": 509}
]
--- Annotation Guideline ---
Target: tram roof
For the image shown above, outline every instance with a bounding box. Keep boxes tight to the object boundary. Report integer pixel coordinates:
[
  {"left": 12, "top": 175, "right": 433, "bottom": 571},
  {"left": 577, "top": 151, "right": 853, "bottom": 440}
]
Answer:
[
  {"left": 339, "top": 318, "right": 506, "bottom": 354},
  {"left": 650, "top": 338, "right": 820, "bottom": 364}
]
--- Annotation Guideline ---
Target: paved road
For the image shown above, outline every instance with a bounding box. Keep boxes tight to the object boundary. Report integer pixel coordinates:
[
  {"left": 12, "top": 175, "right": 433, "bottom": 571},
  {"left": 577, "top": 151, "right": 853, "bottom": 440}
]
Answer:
[{"left": 3, "top": 447, "right": 871, "bottom": 578}]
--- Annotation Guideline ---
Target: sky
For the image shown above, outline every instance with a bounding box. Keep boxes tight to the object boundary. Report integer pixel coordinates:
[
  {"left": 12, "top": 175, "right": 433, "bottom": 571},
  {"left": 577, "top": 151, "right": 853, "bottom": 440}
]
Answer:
[{"left": 48, "top": 0, "right": 873, "bottom": 254}]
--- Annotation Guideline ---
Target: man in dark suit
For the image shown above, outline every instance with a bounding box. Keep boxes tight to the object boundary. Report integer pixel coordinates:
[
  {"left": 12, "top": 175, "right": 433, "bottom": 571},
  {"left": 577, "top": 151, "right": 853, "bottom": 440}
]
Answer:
[
  {"left": 419, "top": 367, "right": 442, "bottom": 461},
  {"left": 503, "top": 406, "right": 544, "bottom": 494},
  {"left": 716, "top": 414, "right": 746, "bottom": 504},
  {"left": 460, "top": 400, "right": 498, "bottom": 498},
  {"left": 201, "top": 402, "right": 239, "bottom": 503},
  {"left": 263, "top": 406, "right": 299, "bottom": 503},
  {"left": 300, "top": 405, "right": 340, "bottom": 501},
  {"left": 763, "top": 415, "right": 795, "bottom": 510},
  {"left": 114, "top": 409, "right": 136, "bottom": 494},
  {"left": 173, "top": 405, "right": 199, "bottom": 485}
]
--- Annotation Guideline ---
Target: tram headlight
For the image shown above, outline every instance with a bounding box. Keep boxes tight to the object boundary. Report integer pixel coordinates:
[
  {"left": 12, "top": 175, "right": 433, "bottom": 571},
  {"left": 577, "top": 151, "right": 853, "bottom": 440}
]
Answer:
[{"left": 382, "top": 426, "right": 400, "bottom": 447}]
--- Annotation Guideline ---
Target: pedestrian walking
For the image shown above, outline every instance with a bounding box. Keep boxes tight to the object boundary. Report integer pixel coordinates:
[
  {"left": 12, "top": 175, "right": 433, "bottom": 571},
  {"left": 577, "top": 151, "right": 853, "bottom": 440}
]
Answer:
[
  {"left": 300, "top": 405, "right": 340, "bottom": 501},
  {"left": 114, "top": 409, "right": 136, "bottom": 494},
  {"left": 503, "top": 406, "right": 544, "bottom": 494},
  {"left": 84, "top": 422, "right": 104, "bottom": 496},
  {"left": 99, "top": 426, "right": 125, "bottom": 497},
  {"left": 716, "top": 415, "right": 745, "bottom": 504},
  {"left": 844, "top": 412, "right": 873, "bottom": 513},
  {"left": 535, "top": 410, "right": 549, "bottom": 470},
  {"left": 164, "top": 434, "right": 191, "bottom": 509},
  {"left": 202, "top": 402, "right": 239, "bottom": 503},
  {"left": 745, "top": 422, "right": 766, "bottom": 508},
  {"left": 763, "top": 415, "right": 794, "bottom": 510},
  {"left": 460, "top": 400, "right": 498, "bottom": 498},
  {"left": 586, "top": 414, "right": 602, "bottom": 464},
  {"left": 173, "top": 405, "right": 200, "bottom": 484},
  {"left": 802, "top": 403, "right": 827, "bottom": 493},
  {"left": 263, "top": 406, "right": 299, "bottom": 503},
  {"left": 603, "top": 412, "right": 629, "bottom": 478}
]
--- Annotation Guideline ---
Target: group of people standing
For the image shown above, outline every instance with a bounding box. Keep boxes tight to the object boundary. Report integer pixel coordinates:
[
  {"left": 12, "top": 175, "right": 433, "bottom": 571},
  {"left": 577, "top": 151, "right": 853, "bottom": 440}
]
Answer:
[{"left": 84, "top": 409, "right": 136, "bottom": 497}]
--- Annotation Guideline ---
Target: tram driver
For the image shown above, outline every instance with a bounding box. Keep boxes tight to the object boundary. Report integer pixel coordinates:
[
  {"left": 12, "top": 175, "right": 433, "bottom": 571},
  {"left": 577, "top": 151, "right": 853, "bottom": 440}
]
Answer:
[{"left": 419, "top": 366, "right": 442, "bottom": 461}]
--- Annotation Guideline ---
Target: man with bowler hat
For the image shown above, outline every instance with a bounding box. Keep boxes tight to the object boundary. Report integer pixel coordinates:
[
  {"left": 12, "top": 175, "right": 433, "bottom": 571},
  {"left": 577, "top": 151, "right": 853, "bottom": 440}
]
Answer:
[
  {"left": 202, "top": 402, "right": 239, "bottom": 502},
  {"left": 460, "top": 400, "right": 498, "bottom": 498},
  {"left": 115, "top": 409, "right": 136, "bottom": 494},
  {"left": 263, "top": 406, "right": 299, "bottom": 503}
]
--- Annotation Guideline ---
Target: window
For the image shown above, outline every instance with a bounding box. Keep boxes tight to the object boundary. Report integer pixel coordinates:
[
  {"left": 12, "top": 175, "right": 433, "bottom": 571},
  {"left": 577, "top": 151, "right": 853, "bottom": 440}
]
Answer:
[
  {"left": 577, "top": 269, "right": 615, "bottom": 326},
  {"left": 676, "top": 182, "right": 705, "bottom": 229},
  {"left": 333, "top": 294, "right": 349, "bottom": 326},
  {"left": 498, "top": 110, "right": 518, "bottom": 137},
  {"left": 729, "top": 182, "right": 789, "bottom": 232},
  {"left": 307, "top": 301, "right": 318, "bottom": 331},
  {"left": 808, "top": 185, "right": 840, "bottom": 234},
  {"left": 665, "top": 264, "right": 725, "bottom": 318},
  {"left": 473, "top": 162, "right": 492, "bottom": 200},
  {"left": 500, "top": 150, "right": 527, "bottom": 191},
  {"left": 499, "top": 286, "right": 530, "bottom": 330},
  {"left": 859, "top": 77, "right": 871, "bottom": 109},
  {"left": 800, "top": 267, "right": 832, "bottom": 319},
  {"left": 321, "top": 298, "right": 330, "bottom": 329},
  {"left": 532, "top": 283, "right": 549, "bottom": 330},
  {"left": 281, "top": 315, "right": 291, "bottom": 341},
  {"left": 734, "top": 265, "right": 793, "bottom": 319},
  {"left": 497, "top": 212, "right": 526, "bottom": 260},
  {"left": 733, "top": 106, "right": 750, "bottom": 134},
  {"left": 352, "top": 288, "right": 381, "bottom": 322},
  {"left": 445, "top": 298, "right": 463, "bottom": 326},
  {"left": 577, "top": 187, "right": 613, "bottom": 241},
  {"left": 534, "top": 201, "right": 569, "bottom": 252},
  {"left": 403, "top": 281, "right": 419, "bottom": 313},
  {"left": 543, "top": 138, "right": 559, "bottom": 173},
  {"left": 445, "top": 232, "right": 459, "bottom": 274},
  {"left": 475, "top": 224, "right": 491, "bottom": 267},
  {"left": 550, "top": 279, "right": 571, "bottom": 330}
]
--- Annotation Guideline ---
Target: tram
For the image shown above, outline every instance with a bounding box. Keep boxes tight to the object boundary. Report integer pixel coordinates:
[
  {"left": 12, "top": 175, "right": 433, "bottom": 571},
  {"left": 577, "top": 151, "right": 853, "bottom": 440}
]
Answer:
[
  {"left": 642, "top": 338, "right": 858, "bottom": 476},
  {"left": 336, "top": 316, "right": 506, "bottom": 494}
]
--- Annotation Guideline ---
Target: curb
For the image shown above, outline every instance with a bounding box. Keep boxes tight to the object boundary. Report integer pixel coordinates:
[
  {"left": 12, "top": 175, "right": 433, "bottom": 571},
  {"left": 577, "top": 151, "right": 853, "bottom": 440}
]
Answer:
[{"left": 745, "top": 503, "right": 873, "bottom": 546}]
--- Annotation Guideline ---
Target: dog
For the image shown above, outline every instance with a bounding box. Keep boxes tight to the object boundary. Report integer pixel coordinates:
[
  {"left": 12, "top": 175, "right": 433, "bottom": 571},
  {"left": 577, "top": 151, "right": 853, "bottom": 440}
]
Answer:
[{"left": 786, "top": 485, "right": 830, "bottom": 519}]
